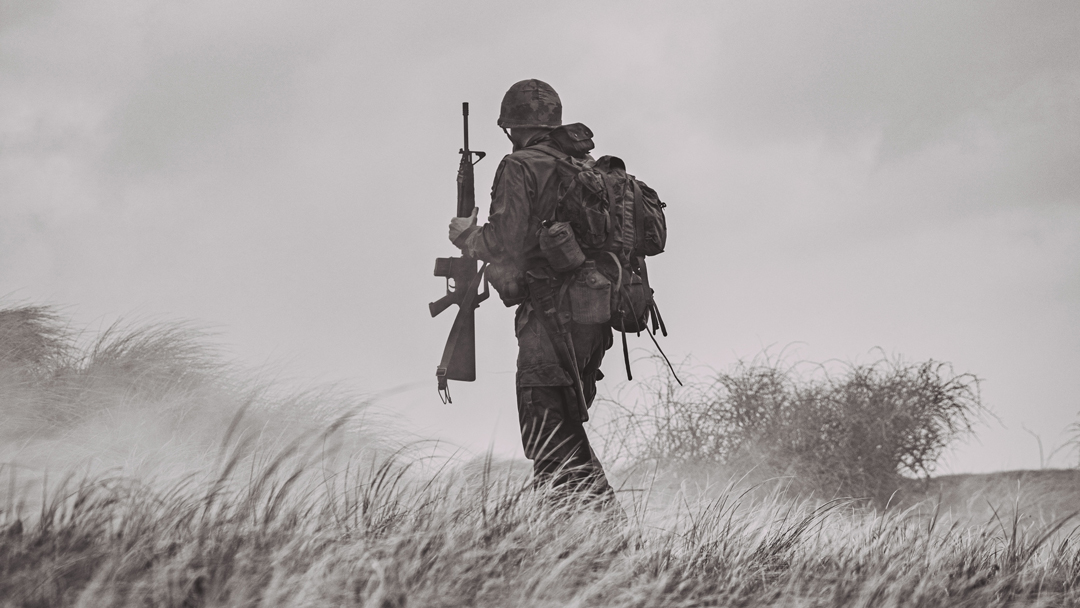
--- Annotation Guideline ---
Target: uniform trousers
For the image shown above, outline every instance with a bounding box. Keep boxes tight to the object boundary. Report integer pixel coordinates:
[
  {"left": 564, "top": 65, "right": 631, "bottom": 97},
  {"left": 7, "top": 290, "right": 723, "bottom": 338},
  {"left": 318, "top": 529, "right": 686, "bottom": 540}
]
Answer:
[{"left": 514, "top": 305, "right": 615, "bottom": 499}]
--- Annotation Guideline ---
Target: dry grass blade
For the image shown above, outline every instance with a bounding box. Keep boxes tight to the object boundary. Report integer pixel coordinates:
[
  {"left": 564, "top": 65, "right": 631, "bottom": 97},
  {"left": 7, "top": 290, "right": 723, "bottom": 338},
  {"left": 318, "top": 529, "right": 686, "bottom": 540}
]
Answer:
[{"left": 4, "top": 305, "right": 1079, "bottom": 607}]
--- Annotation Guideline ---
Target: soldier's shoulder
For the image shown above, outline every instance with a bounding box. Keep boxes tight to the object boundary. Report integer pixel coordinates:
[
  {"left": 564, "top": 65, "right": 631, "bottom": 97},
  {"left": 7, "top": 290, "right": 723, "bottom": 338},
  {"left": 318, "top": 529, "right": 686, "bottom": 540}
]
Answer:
[
  {"left": 506, "top": 146, "right": 559, "bottom": 166},
  {"left": 492, "top": 150, "right": 546, "bottom": 175}
]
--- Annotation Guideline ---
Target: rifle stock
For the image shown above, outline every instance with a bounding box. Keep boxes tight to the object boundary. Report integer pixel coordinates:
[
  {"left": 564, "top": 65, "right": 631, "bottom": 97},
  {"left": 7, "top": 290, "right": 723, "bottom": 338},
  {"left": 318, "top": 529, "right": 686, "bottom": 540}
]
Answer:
[{"left": 430, "top": 102, "right": 487, "bottom": 403}]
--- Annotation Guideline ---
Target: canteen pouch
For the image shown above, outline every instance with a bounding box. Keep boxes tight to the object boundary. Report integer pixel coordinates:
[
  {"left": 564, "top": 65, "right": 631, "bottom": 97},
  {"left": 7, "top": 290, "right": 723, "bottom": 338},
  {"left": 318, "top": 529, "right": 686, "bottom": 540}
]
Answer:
[
  {"left": 539, "top": 221, "right": 585, "bottom": 272},
  {"left": 568, "top": 260, "right": 611, "bottom": 324},
  {"left": 610, "top": 271, "right": 650, "bottom": 333}
]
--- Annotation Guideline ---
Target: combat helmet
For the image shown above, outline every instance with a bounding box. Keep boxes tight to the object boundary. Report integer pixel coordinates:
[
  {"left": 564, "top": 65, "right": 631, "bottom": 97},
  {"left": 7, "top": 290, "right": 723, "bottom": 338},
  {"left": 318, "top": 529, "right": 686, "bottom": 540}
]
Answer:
[{"left": 497, "top": 79, "right": 562, "bottom": 129}]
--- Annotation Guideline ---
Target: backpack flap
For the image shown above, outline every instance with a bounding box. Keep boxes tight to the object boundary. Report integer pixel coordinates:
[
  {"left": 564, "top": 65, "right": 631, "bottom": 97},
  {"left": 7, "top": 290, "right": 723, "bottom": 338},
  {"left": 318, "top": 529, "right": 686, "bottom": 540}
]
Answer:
[{"left": 549, "top": 123, "right": 595, "bottom": 158}]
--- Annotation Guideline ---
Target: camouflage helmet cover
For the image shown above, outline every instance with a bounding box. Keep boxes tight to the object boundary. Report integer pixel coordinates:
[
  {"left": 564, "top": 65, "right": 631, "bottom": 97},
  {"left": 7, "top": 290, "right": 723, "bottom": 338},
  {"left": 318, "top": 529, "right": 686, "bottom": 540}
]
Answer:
[{"left": 497, "top": 79, "right": 562, "bottom": 129}]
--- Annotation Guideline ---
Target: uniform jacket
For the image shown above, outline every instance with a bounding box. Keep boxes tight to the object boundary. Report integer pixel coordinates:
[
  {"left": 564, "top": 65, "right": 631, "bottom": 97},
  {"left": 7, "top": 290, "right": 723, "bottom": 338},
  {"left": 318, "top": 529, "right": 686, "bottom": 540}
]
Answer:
[
  {"left": 453, "top": 135, "right": 608, "bottom": 388},
  {"left": 454, "top": 135, "right": 568, "bottom": 273}
]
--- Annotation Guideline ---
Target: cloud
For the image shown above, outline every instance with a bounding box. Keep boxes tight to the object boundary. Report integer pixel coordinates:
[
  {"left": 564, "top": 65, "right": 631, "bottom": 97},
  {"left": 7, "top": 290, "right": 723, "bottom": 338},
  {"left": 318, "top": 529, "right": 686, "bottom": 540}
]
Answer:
[
  {"left": 572, "top": 1, "right": 1079, "bottom": 227},
  {"left": 1, "top": 0, "right": 1078, "bottom": 471}
]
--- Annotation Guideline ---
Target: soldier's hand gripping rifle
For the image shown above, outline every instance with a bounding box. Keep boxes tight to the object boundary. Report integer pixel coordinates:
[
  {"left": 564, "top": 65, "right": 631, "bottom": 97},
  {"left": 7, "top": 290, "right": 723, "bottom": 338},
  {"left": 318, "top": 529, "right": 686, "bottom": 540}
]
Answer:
[{"left": 430, "top": 102, "right": 488, "bottom": 403}]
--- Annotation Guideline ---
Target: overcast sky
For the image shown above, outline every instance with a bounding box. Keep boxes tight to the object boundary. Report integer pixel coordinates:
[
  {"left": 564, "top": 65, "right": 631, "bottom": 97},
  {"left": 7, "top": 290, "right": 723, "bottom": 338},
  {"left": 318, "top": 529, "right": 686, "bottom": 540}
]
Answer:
[{"left": 2, "top": 0, "right": 1078, "bottom": 472}]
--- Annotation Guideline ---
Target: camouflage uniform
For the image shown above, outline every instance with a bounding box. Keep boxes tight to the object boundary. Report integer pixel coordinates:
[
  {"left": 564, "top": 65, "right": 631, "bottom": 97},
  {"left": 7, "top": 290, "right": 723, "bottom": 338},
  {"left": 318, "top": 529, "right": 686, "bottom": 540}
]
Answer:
[{"left": 455, "top": 129, "right": 615, "bottom": 499}]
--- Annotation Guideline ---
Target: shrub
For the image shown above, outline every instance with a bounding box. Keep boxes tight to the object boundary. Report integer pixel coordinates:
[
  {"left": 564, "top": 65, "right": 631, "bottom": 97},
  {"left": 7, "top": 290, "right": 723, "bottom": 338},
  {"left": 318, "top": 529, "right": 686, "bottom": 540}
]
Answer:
[{"left": 602, "top": 354, "right": 985, "bottom": 503}]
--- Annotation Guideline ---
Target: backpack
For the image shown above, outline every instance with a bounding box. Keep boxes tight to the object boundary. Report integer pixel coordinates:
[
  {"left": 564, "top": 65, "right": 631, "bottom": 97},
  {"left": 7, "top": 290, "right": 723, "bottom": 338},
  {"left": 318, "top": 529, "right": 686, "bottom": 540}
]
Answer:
[
  {"left": 535, "top": 124, "right": 676, "bottom": 381},
  {"left": 554, "top": 155, "right": 667, "bottom": 329}
]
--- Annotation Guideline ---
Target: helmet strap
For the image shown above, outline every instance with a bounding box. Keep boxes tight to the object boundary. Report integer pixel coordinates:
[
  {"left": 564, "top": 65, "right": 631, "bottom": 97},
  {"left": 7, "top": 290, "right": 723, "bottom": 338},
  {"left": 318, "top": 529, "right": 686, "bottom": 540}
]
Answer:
[{"left": 503, "top": 127, "right": 551, "bottom": 152}]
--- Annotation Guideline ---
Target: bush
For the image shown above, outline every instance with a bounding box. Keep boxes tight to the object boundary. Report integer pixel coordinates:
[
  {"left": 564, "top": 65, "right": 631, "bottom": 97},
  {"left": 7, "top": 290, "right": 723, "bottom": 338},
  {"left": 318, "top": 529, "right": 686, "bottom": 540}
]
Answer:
[{"left": 603, "top": 354, "right": 985, "bottom": 503}]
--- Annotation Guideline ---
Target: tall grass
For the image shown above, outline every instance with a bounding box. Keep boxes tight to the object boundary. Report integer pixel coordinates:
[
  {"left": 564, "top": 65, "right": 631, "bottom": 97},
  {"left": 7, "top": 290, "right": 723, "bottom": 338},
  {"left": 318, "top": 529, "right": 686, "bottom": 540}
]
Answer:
[
  {"left": 3, "top": 305, "right": 1078, "bottom": 607},
  {"left": 3, "top": 444, "right": 1080, "bottom": 606},
  {"left": 0, "top": 304, "right": 384, "bottom": 509}
]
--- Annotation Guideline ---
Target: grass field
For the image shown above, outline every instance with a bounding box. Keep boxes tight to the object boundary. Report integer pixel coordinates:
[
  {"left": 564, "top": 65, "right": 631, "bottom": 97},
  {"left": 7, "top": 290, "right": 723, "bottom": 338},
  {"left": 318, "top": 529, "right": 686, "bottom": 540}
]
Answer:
[{"left": 3, "top": 305, "right": 1080, "bottom": 607}]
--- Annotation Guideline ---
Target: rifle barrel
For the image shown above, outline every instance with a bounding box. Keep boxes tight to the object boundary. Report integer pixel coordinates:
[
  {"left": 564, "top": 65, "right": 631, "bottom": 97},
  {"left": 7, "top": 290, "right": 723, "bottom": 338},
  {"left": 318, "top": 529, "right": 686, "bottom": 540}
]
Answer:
[{"left": 462, "top": 102, "right": 469, "bottom": 154}]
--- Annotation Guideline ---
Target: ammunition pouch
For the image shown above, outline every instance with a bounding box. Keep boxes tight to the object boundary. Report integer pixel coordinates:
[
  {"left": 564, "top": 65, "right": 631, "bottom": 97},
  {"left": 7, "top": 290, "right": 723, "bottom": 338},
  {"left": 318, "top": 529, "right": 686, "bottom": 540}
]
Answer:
[{"left": 487, "top": 262, "right": 526, "bottom": 307}]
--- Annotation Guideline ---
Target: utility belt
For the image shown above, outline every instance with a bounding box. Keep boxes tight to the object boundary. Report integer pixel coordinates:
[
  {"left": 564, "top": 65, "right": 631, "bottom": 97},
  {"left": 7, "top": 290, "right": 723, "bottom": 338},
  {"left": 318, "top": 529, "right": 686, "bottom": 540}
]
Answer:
[
  {"left": 514, "top": 262, "right": 611, "bottom": 327},
  {"left": 489, "top": 218, "right": 603, "bottom": 316},
  {"left": 489, "top": 263, "right": 609, "bottom": 327},
  {"left": 489, "top": 217, "right": 648, "bottom": 331}
]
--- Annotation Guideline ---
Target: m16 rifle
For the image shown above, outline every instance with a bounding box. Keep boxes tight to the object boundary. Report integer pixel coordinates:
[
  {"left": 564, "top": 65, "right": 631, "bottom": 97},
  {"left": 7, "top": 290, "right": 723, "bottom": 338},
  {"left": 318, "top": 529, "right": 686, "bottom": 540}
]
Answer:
[{"left": 430, "top": 102, "right": 488, "bottom": 403}]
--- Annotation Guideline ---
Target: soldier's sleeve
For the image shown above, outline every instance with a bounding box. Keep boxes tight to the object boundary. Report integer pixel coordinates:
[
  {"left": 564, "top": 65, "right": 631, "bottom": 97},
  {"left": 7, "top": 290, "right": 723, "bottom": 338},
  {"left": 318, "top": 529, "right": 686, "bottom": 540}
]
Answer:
[{"left": 455, "top": 155, "right": 534, "bottom": 263}]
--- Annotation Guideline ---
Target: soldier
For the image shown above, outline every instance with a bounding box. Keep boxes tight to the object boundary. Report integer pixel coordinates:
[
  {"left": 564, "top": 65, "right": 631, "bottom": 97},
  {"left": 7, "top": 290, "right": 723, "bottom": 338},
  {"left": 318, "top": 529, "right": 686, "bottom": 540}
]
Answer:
[{"left": 447, "top": 79, "right": 616, "bottom": 503}]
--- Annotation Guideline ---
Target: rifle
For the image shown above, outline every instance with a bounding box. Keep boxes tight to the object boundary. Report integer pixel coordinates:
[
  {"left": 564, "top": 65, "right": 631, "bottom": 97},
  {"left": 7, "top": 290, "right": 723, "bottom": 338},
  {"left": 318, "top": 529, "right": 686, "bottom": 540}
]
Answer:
[{"left": 430, "top": 102, "right": 488, "bottom": 403}]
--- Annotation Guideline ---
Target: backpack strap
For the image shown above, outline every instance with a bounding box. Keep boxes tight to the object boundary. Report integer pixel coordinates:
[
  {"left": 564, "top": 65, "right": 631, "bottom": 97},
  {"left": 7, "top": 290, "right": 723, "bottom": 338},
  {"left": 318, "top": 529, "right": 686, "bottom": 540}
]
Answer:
[
  {"left": 638, "top": 256, "right": 667, "bottom": 337},
  {"left": 600, "top": 174, "right": 621, "bottom": 253},
  {"left": 644, "top": 317, "right": 682, "bottom": 386},
  {"left": 532, "top": 143, "right": 581, "bottom": 225},
  {"left": 621, "top": 326, "right": 632, "bottom": 381},
  {"left": 604, "top": 250, "right": 634, "bottom": 381},
  {"left": 631, "top": 179, "right": 645, "bottom": 257},
  {"left": 605, "top": 251, "right": 623, "bottom": 296},
  {"left": 629, "top": 256, "right": 682, "bottom": 386},
  {"left": 532, "top": 143, "right": 592, "bottom": 176},
  {"left": 530, "top": 143, "right": 566, "bottom": 160}
]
